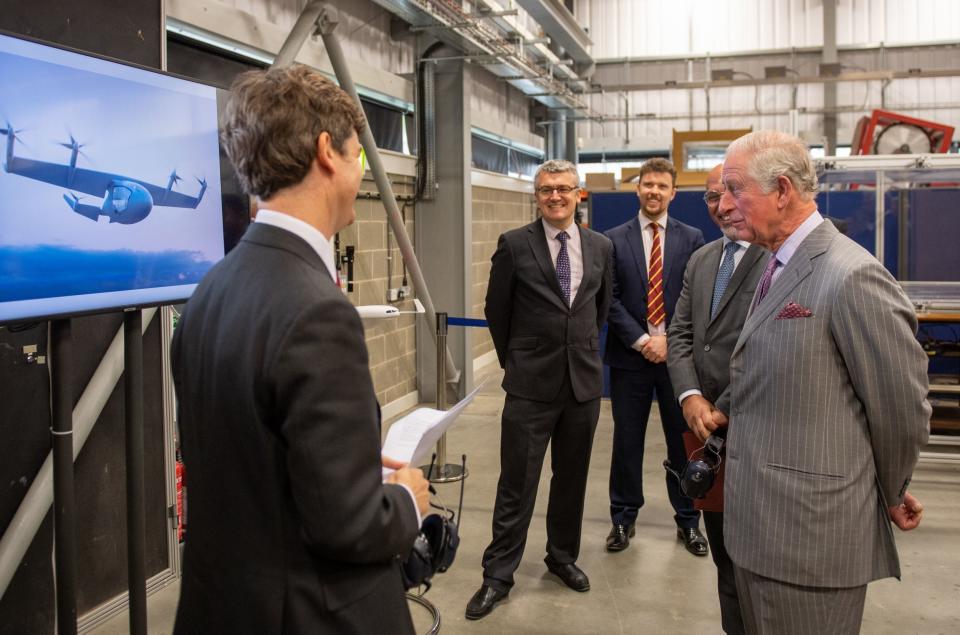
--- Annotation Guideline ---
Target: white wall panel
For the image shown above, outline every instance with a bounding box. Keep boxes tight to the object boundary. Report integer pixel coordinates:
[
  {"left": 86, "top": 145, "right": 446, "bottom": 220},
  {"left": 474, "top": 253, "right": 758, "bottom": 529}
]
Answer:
[
  {"left": 216, "top": 0, "right": 415, "bottom": 75},
  {"left": 578, "top": 0, "right": 960, "bottom": 59}
]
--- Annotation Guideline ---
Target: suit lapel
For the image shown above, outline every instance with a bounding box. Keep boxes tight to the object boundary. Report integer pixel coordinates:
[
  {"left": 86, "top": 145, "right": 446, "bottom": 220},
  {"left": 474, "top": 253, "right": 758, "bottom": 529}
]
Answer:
[
  {"left": 571, "top": 226, "right": 595, "bottom": 312},
  {"left": 734, "top": 222, "right": 837, "bottom": 357},
  {"left": 698, "top": 240, "right": 724, "bottom": 325},
  {"left": 663, "top": 216, "right": 680, "bottom": 289},
  {"left": 624, "top": 217, "right": 649, "bottom": 290},
  {"left": 526, "top": 221, "right": 569, "bottom": 310},
  {"left": 709, "top": 243, "right": 765, "bottom": 326}
]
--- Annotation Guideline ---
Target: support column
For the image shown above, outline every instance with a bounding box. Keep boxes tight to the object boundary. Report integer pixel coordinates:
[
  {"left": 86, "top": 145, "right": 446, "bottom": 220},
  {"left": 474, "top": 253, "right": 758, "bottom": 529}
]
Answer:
[
  {"left": 415, "top": 45, "right": 473, "bottom": 402},
  {"left": 565, "top": 115, "right": 578, "bottom": 164},
  {"left": 823, "top": 0, "right": 838, "bottom": 155}
]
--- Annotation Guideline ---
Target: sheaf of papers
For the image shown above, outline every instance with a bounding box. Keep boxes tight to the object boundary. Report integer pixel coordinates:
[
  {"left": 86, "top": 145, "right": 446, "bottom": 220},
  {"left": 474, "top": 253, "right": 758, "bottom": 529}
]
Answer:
[{"left": 381, "top": 382, "right": 484, "bottom": 477}]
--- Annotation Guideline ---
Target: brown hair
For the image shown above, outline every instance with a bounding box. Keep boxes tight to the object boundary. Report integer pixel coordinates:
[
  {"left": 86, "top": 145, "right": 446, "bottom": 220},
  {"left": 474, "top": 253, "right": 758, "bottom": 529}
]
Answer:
[
  {"left": 638, "top": 157, "right": 678, "bottom": 187},
  {"left": 220, "top": 64, "right": 366, "bottom": 200}
]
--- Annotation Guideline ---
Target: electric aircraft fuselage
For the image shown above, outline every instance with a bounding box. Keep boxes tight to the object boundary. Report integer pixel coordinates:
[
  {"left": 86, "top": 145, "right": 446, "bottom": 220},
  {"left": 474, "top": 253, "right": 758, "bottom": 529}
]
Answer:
[{"left": 1, "top": 124, "right": 206, "bottom": 224}]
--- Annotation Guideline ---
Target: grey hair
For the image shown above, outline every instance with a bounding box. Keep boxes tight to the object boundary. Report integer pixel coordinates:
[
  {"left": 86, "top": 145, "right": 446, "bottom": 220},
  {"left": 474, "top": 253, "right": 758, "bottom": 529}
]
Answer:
[
  {"left": 534, "top": 159, "right": 579, "bottom": 185},
  {"left": 726, "top": 130, "right": 818, "bottom": 201}
]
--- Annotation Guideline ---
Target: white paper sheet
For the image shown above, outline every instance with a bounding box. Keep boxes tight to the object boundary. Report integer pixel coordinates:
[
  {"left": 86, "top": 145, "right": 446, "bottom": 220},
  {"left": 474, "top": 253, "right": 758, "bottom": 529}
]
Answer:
[{"left": 381, "top": 382, "right": 484, "bottom": 477}]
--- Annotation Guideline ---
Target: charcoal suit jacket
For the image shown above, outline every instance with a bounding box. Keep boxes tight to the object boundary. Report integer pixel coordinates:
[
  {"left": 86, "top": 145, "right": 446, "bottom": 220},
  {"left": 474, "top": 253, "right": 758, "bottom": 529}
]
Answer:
[
  {"left": 171, "top": 222, "right": 419, "bottom": 634},
  {"left": 484, "top": 219, "right": 613, "bottom": 403}
]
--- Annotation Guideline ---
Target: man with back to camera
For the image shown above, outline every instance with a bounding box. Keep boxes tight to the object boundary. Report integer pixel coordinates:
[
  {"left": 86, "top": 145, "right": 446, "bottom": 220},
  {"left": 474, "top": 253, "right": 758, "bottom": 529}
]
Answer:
[
  {"left": 717, "top": 130, "right": 928, "bottom": 633},
  {"left": 666, "top": 164, "right": 768, "bottom": 634},
  {"left": 170, "top": 65, "right": 429, "bottom": 634},
  {"left": 603, "top": 158, "right": 708, "bottom": 556},
  {"left": 465, "top": 159, "right": 613, "bottom": 620}
]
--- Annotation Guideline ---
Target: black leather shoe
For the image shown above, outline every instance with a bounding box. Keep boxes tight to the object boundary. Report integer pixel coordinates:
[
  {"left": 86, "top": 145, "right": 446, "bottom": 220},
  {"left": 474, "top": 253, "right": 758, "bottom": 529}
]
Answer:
[
  {"left": 545, "top": 560, "right": 590, "bottom": 592},
  {"left": 677, "top": 527, "right": 709, "bottom": 557},
  {"left": 465, "top": 584, "right": 509, "bottom": 620},
  {"left": 606, "top": 523, "right": 636, "bottom": 552}
]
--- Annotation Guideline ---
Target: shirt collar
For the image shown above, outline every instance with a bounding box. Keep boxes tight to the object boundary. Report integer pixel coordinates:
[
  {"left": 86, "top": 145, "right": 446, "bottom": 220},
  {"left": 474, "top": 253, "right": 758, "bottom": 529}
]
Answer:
[
  {"left": 640, "top": 212, "right": 668, "bottom": 229},
  {"left": 254, "top": 209, "right": 338, "bottom": 283},
  {"left": 722, "top": 236, "right": 752, "bottom": 251},
  {"left": 775, "top": 210, "right": 824, "bottom": 267},
  {"left": 542, "top": 218, "right": 576, "bottom": 239}
]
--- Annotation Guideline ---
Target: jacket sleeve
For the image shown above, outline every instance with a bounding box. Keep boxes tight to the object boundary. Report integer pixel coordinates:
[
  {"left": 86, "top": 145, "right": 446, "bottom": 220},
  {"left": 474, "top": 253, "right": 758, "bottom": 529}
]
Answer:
[
  {"left": 605, "top": 234, "right": 649, "bottom": 347},
  {"left": 272, "top": 295, "right": 419, "bottom": 564},
  {"left": 831, "top": 260, "right": 930, "bottom": 506},
  {"left": 667, "top": 249, "right": 701, "bottom": 397},
  {"left": 484, "top": 233, "right": 516, "bottom": 368},
  {"left": 596, "top": 235, "right": 614, "bottom": 329}
]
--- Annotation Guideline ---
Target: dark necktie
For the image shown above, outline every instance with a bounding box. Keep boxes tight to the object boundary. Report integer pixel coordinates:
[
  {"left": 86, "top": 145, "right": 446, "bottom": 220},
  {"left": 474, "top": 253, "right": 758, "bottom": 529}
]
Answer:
[
  {"left": 647, "top": 223, "right": 665, "bottom": 326},
  {"left": 556, "top": 230, "right": 571, "bottom": 306},
  {"left": 753, "top": 254, "right": 780, "bottom": 310},
  {"left": 711, "top": 242, "right": 740, "bottom": 319}
]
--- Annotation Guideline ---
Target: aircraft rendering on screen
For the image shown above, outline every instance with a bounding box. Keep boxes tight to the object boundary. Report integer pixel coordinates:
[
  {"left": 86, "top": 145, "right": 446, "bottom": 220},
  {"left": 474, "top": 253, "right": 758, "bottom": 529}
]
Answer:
[{"left": 1, "top": 122, "right": 206, "bottom": 225}]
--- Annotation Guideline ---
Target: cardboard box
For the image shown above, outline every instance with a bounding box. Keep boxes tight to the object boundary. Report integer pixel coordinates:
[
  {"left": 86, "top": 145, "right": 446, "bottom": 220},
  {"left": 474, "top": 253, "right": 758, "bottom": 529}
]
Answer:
[
  {"left": 585, "top": 172, "right": 616, "bottom": 191},
  {"left": 620, "top": 167, "right": 642, "bottom": 185}
]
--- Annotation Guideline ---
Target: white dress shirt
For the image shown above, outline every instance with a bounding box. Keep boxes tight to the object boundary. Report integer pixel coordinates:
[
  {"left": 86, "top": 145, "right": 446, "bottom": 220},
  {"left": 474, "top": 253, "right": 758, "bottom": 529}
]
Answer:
[
  {"left": 542, "top": 218, "right": 584, "bottom": 306},
  {"left": 633, "top": 213, "right": 669, "bottom": 349},
  {"left": 255, "top": 209, "right": 338, "bottom": 284}
]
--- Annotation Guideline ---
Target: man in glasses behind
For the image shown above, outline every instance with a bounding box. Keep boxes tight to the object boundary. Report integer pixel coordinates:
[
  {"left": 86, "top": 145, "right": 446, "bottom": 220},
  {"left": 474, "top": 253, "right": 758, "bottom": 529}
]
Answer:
[
  {"left": 666, "top": 163, "right": 768, "bottom": 634},
  {"left": 466, "top": 159, "right": 613, "bottom": 620}
]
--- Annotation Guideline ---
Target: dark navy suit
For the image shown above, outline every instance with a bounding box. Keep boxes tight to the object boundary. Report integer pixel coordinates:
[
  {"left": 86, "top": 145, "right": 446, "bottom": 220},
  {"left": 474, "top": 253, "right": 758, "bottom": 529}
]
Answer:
[{"left": 604, "top": 215, "right": 704, "bottom": 528}]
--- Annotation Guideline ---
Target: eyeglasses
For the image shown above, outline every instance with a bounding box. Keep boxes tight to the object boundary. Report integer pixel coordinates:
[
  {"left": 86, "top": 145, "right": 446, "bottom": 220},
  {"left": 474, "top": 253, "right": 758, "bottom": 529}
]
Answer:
[
  {"left": 702, "top": 190, "right": 723, "bottom": 204},
  {"left": 536, "top": 185, "right": 579, "bottom": 196}
]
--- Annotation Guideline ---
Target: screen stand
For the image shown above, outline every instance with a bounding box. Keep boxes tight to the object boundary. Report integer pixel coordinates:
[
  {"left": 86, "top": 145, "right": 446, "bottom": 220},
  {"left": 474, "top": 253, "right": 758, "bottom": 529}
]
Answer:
[
  {"left": 124, "top": 310, "right": 147, "bottom": 635},
  {"left": 50, "top": 318, "right": 77, "bottom": 635}
]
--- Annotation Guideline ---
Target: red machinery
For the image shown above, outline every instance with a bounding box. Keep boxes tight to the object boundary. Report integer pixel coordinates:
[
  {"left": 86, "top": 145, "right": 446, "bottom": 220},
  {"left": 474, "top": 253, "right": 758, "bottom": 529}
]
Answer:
[{"left": 851, "top": 109, "right": 955, "bottom": 155}]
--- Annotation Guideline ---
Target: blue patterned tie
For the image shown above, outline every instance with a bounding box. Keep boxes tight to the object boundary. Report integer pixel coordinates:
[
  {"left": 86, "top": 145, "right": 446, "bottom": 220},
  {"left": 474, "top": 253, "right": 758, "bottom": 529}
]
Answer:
[
  {"left": 556, "top": 230, "right": 571, "bottom": 305},
  {"left": 711, "top": 242, "right": 740, "bottom": 319}
]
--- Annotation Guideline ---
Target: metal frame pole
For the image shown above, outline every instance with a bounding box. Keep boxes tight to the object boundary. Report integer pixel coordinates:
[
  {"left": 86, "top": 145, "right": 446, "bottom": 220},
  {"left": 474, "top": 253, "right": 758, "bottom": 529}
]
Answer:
[
  {"left": 267, "top": 1, "right": 461, "bottom": 386},
  {"left": 51, "top": 318, "right": 77, "bottom": 635},
  {"left": 316, "top": 13, "right": 460, "bottom": 386},
  {"left": 0, "top": 309, "right": 157, "bottom": 602},
  {"left": 420, "top": 313, "right": 466, "bottom": 483},
  {"left": 124, "top": 311, "right": 147, "bottom": 635}
]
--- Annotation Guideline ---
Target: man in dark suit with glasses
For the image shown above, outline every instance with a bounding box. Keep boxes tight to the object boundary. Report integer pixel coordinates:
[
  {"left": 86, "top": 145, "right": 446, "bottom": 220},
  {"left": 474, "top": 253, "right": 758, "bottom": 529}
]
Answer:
[{"left": 466, "top": 159, "right": 613, "bottom": 620}]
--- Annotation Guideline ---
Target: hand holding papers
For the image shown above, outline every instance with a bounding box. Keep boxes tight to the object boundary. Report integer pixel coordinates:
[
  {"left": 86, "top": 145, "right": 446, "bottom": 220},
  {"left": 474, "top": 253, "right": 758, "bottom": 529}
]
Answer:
[{"left": 382, "top": 382, "right": 484, "bottom": 477}]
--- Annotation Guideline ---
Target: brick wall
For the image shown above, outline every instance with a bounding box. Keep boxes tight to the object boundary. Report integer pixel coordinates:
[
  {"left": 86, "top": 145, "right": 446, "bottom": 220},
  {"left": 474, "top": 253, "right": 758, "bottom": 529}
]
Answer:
[
  {"left": 340, "top": 177, "right": 419, "bottom": 406},
  {"left": 470, "top": 186, "right": 537, "bottom": 364}
]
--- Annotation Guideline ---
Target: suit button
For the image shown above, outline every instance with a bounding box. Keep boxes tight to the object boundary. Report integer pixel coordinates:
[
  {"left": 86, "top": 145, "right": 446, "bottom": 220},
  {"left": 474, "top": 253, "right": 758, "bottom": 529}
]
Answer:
[{"left": 703, "top": 344, "right": 711, "bottom": 352}]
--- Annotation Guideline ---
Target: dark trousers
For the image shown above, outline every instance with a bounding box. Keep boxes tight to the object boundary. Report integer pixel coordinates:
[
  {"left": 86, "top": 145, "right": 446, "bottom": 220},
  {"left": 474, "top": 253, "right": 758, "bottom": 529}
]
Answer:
[
  {"left": 481, "top": 372, "right": 600, "bottom": 591},
  {"left": 704, "top": 511, "right": 745, "bottom": 635},
  {"left": 608, "top": 364, "right": 698, "bottom": 528}
]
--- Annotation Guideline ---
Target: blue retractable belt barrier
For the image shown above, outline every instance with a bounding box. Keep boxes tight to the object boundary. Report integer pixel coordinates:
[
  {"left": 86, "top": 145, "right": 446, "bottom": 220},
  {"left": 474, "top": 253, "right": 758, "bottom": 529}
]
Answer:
[{"left": 446, "top": 317, "right": 487, "bottom": 328}]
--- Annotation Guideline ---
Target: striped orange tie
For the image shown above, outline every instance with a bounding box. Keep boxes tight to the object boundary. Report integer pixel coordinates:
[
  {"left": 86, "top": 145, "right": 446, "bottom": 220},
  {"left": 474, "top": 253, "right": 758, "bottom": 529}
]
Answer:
[{"left": 647, "top": 222, "right": 665, "bottom": 326}]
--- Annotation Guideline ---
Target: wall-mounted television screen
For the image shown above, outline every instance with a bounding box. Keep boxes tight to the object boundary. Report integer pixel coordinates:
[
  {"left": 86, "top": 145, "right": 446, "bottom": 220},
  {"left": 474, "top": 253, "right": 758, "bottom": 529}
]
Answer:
[{"left": 0, "top": 31, "right": 228, "bottom": 326}]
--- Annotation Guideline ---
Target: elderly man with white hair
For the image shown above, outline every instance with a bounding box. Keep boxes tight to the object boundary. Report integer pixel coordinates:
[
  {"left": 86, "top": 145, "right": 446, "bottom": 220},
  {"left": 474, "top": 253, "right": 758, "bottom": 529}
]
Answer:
[{"left": 715, "top": 130, "right": 930, "bottom": 634}]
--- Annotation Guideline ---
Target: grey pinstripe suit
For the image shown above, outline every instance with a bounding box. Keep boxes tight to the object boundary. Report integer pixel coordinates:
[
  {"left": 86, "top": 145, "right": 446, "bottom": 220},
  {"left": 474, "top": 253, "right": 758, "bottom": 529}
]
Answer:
[{"left": 724, "top": 220, "right": 929, "bottom": 593}]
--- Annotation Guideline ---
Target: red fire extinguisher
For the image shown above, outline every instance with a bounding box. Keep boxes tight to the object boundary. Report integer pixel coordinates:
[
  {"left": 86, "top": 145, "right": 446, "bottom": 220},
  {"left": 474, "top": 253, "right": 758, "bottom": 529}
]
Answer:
[{"left": 175, "top": 449, "right": 186, "bottom": 542}]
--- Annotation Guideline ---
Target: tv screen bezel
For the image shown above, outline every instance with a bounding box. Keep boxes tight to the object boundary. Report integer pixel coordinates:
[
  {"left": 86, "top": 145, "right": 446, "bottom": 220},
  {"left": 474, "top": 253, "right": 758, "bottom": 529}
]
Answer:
[{"left": 0, "top": 28, "right": 239, "bottom": 328}]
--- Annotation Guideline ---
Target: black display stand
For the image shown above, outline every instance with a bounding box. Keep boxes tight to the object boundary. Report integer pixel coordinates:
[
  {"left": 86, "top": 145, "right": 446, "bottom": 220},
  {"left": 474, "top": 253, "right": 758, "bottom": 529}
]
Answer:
[
  {"left": 50, "top": 318, "right": 77, "bottom": 635},
  {"left": 124, "top": 311, "right": 147, "bottom": 635}
]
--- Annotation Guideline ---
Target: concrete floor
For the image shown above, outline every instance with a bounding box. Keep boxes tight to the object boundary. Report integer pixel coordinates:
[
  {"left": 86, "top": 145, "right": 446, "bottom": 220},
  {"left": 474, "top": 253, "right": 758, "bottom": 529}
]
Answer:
[{"left": 91, "top": 363, "right": 960, "bottom": 634}]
